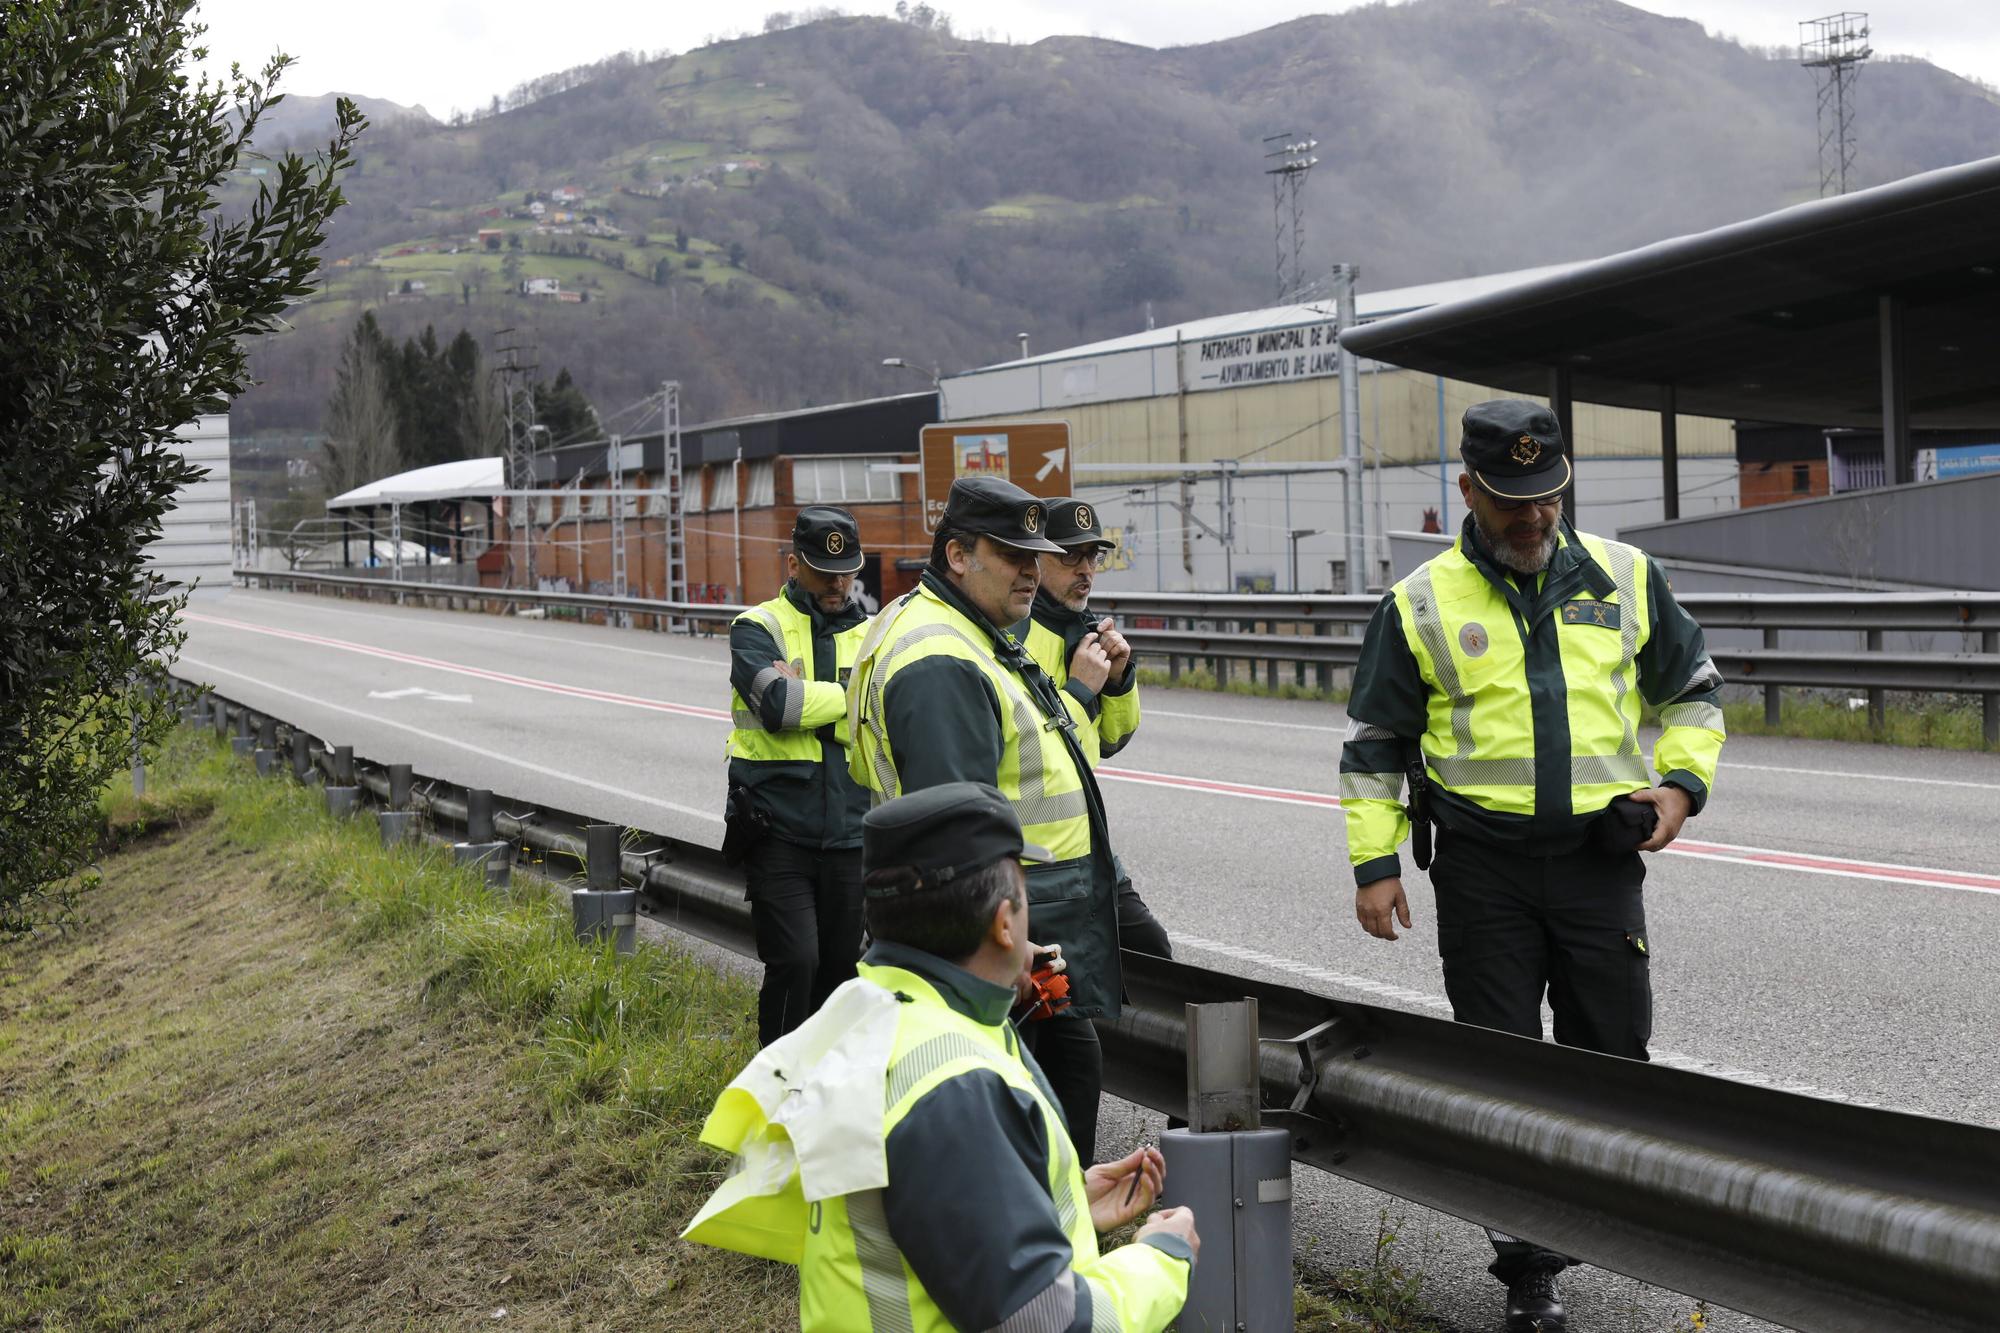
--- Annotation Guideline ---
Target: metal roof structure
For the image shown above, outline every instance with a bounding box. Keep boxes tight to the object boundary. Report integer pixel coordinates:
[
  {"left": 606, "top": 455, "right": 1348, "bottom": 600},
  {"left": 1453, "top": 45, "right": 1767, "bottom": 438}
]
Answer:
[
  {"left": 1340, "top": 153, "right": 2000, "bottom": 435},
  {"left": 326, "top": 456, "right": 505, "bottom": 509}
]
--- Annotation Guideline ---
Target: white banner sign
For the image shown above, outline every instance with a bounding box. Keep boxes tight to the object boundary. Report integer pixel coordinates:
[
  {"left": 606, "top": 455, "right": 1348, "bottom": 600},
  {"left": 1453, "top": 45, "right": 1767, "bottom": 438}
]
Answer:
[{"left": 1187, "top": 320, "right": 1342, "bottom": 392}]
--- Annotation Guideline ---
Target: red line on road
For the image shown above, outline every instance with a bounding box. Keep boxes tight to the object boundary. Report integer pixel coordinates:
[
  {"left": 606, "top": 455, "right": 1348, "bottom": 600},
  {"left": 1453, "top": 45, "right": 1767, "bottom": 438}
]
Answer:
[
  {"left": 1097, "top": 765, "right": 1343, "bottom": 809},
  {"left": 1669, "top": 839, "right": 2000, "bottom": 895}
]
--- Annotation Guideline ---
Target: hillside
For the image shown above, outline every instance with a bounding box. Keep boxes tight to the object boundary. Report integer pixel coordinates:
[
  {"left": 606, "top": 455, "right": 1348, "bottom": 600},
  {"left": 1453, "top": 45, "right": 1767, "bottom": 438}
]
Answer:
[{"left": 230, "top": 0, "right": 2000, "bottom": 442}]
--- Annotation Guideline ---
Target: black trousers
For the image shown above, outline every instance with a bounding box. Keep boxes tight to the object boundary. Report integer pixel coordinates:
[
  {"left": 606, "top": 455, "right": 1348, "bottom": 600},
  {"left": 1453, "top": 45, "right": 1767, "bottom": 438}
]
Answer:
[
  {"left": 745, "top": 838, "right": 863, "bottom": 1047},
  {"left": 1430, "top": 828, "right": 1651, "bottom": 1285},
  {"left": 1019, "top": 1013, "right": 1103, "bottom": 1161}
]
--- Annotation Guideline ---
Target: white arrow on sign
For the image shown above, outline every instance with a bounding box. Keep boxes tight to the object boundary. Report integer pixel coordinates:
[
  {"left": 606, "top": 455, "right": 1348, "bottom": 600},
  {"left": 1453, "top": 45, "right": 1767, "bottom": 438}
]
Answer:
[
  {"left": 1035, "top": 446, "right": 1068, "bottom": 482},
  {"left": 367, "top": 686, "right": 473, "bottom": 703}
]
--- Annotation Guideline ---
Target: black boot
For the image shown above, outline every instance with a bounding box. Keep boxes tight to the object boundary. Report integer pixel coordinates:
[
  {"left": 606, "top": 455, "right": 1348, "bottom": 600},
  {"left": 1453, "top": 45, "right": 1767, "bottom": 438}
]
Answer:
[{"left": 1505, "top": 1265, "right": 1566, "bottom": 1332}]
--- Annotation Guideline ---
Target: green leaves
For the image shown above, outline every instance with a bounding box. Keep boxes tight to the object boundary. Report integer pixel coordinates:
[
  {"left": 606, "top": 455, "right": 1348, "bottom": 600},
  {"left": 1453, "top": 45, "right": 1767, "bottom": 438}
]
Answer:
[{"left": 0, "top": 0, "right": 364, "bottom": 931}]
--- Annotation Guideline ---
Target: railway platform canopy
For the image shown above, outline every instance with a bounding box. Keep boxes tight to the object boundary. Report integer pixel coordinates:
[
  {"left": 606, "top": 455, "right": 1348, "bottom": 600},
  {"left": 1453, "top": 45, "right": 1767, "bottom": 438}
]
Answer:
[{"left": 1340, "top": 152, "right": 2000, "bottom": 515}]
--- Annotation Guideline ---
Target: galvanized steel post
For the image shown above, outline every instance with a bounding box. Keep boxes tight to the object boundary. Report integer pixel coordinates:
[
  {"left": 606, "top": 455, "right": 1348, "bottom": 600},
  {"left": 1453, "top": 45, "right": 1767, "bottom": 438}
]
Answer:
[
  {"left": 572, "top": 823, "right": 636, "bottom": 953},
  {"left": 453, "top": 787, "right": 511, "bottom": 886},
  {"left": 379, "top": 763, "right": 418, "bottom": 845},
  {"left": 1160, "top": 999, "right": 1294, "bottom": 1332}
]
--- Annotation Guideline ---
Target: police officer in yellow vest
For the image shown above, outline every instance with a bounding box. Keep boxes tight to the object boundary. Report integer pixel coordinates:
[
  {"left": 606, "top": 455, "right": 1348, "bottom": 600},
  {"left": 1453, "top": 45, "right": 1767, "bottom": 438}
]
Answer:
[
  {"left": 846, "top": 476, "right": 1122, "bottom": 1159},
  {"left": 1341, "top": 400, "right": 1726, "bottom": 1333},
  {"left": 726, "top": 506, "right": 872, "bottom": 1046},
  {"left": 683, "top": 781, "right": 1199, "bottom": 1332},
  {"left": 1022, "top": 499, "right": 1142, "bottom": 766},
  {"left": 1020, "top": 498, "right": 1173, "bottom": 961}
]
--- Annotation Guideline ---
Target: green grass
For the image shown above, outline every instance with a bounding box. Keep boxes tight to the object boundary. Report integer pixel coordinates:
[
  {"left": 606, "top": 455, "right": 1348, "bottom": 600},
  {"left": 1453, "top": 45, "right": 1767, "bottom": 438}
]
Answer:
[
  {"left": 0, "top": 725, "right": 785, "bottom": 1330},
  {"left": 1721, "top": 690, "right": 1997, "bottom": 751},
  {"left": 1137, "top": 664, "right": 1350, "bottom": 704}
]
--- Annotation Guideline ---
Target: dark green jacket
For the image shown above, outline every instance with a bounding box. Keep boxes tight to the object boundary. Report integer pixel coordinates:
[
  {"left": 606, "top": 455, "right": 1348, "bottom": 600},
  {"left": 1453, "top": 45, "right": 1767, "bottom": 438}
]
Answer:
[
  {"left": 877, "top": 569, "right": 1125, "bottom": 1017},
  {"left": 728, "top": 580, "right": 870, "bottom": 850}
]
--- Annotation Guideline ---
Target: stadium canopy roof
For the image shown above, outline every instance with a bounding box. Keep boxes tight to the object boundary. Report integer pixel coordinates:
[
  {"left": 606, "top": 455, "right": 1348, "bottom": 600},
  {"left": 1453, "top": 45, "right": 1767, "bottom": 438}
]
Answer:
[
  {"left": 326, "top": 456, "right": 505, "bottom": 510},
  {"left": 1341, "top": 153, "right": 2000, "bottom": 435}
]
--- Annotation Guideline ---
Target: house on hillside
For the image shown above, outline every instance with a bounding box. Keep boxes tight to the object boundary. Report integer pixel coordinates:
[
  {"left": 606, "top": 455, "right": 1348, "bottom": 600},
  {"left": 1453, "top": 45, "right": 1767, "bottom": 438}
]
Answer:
[
  {"left": 528, "top": 201, "right": 546, "bottom": 220},
  {"left": 552, "top": 185, "right": 584, "bottom": 204},
  {"left": 519, "top": 276, "right": 561, "bottom": 297},
  {"left": 476, "top": 228, "right": 505, "bottom": 250}
]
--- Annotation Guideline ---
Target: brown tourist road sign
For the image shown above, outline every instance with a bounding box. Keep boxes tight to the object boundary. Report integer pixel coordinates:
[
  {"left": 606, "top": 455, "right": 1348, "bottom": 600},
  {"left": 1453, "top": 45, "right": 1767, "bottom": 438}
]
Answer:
[{"left": 918, "top": 419, "right": 1074, "bottom": 532}]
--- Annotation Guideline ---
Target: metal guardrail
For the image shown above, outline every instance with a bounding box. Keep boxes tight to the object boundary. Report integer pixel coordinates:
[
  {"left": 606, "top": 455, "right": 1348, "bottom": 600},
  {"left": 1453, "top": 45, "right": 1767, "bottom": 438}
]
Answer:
[
  {"left": 180, "top": 677, "right": 2000, "bottom": 1333},
  {"left": 236, "top": 568, "right": 2000, "bottom": 738}
]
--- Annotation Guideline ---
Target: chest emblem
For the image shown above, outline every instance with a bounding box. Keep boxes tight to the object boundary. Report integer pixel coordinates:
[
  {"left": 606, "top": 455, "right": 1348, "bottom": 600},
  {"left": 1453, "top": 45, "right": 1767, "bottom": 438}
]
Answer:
[
  {"left": 1560, "top": 599, "right": 1621, "bottom": 630},
  {"left": 1459, "top": 622, "right": 1489, "bottom": 658}
]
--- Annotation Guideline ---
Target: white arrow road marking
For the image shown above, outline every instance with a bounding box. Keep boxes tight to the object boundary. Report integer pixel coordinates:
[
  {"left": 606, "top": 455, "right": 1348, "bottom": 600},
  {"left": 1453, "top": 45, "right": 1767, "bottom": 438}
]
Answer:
[
  {"left": 1035, "top": 446, "right": 1068, "bottom": 481},
  {"left": 367, "top": 686, "right": 473, "bottom": 702}
]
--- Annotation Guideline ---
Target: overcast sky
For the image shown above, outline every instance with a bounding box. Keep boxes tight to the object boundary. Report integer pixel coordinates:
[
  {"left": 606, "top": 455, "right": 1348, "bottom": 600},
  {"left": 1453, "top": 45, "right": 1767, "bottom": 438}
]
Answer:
[{"left": 191, "top": 0, "right": 1996, "bottom": 120}]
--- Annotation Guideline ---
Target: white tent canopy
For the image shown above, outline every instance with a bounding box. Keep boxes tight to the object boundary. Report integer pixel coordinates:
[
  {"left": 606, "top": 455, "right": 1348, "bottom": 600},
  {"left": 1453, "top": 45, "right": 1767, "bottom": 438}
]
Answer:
[{"left": 326, "top": 456, "right": 505, "bottom": 510}]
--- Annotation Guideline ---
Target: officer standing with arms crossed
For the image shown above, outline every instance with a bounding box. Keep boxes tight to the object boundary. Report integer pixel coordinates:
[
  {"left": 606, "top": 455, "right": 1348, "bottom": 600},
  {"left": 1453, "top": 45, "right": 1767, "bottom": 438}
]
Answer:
[
  {"left": 846, "top": 476, "right": 1123, "bottom": 1159},
  {"left": 684, "top": 782, "right": 1198, "bottom": 1332},
  {"left": 1022, "top": 497, "right": 1173, "bottom": 959},
  {"left": 1339, "top": 400, "right": 1726, "bottom": 1333},
  {"left": 725, "top": 506, "right": 872, "bottom": 1046}
]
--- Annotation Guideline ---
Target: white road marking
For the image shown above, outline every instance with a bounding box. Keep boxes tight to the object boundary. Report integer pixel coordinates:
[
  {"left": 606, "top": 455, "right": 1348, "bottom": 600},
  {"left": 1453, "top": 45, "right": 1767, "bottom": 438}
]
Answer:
[
  {"left": 366, "top": 686, "right": 472, "bottom": 702},
  {"left": 179, "top": 656, "right": 724, "bottom": 826},
  {"left": 1146, "top": 708, "right": 1345, "bottom": 733},
  {"left": 1726, "top": 761, "right": 2000, "bottom": 792},
  {"left": 225, "top": 592, "right": 727, "bottom": 666},
  {"left": 1168, "top": 932, "right": 1879, "bottom": 1107}
]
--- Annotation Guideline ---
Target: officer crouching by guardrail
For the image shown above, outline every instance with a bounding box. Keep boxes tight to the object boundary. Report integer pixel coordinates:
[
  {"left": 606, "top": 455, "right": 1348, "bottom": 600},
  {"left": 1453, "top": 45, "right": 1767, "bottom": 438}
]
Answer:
[
  {"left": 1020, "top": 498, "right": 1174, "bottom": 962},
  {"left": 724, "top": 506, "right": 872, "bottom": 1046},
  {"left": 1340, "top": 400, "right": 1727, "bottom": 1333},
  {"left": 684, "top": 782, "right": 1199, "bottom": 1331}
]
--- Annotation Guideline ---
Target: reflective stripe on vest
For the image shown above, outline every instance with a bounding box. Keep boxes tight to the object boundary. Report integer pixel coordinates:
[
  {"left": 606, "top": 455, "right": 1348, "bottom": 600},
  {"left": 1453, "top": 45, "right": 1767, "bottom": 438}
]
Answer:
[
  {"left": 1393, "top": 533, "right": 1655, "bottom": 818},
  {"left": 851, "top": 589, "right": 1091, "bottom": 858}
]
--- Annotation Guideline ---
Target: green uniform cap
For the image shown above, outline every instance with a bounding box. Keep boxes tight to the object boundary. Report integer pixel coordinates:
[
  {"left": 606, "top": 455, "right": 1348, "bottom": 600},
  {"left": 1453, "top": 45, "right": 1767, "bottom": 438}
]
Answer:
[{"left": 862, "top": 781, "right": 1052, "bottom": 895}]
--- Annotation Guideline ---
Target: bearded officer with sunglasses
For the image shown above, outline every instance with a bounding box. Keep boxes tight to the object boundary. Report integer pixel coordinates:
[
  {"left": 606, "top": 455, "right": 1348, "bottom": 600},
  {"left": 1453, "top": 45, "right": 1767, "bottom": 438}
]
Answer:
[
  {"left": 1018, "top": 498, "right": 1174, "bottom": 962},
  {"left": 1338, "top": 400, "right": 1726, "bottom": 1333}
]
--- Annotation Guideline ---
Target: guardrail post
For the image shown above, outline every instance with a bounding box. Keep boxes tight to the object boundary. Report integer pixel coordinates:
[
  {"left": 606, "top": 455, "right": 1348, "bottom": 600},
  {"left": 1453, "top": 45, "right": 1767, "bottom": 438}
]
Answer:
[
  {"left": 379, "top": 763, "right": 418, "bottom": 845},
  {"left": 253, "top": 716, "right": 279, "bottom": 777},
  {"left": 1264, "top": 623, "right": 1277, "bottom": 692},
  {"left": 1169, "top": 618, "right": 1182, "bottom": 684},
  {"left": 1866, "top": 629, "right": 1885, "bottom": 731},
  {"left": 1160, "top": 998, "right": 1293, "bottom": 1332},
  {"left": 325, "top": 745, "right": 360, "bottom": 817},
  {"left": 1316, "top": 622, "right": 1332, "bottom": 694},
  {"left": 289, "top": 731, "right": 313, "bottom": 783},
  {"left": 454, "top": 788, "right": 512, "bottom": 886},
  {"left": 1762, "top": 628, "right": 1782, "bottom": 727},
  {"left": 1985, "top": 630, "right": 1999, "bottom": 747},
  {"left": 230, "top": 708, "right": 257, "bottom": 759},
  {"left": 572, "top": 823, "right": 636, "bottom": 954}
]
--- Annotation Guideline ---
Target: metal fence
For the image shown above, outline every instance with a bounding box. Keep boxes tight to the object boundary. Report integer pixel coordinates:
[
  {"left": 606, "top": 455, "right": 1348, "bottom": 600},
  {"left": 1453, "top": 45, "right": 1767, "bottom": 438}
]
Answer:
[
  {"left": 238, "top": 568, "right": 2000, "bottom": 741},
  {"left": 175, "top": 679, "right": 2000, "bottom": 1333}
]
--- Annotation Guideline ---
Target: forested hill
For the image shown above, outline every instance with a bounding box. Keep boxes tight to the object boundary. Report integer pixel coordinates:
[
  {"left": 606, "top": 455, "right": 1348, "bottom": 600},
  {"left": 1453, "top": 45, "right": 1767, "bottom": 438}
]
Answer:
[{"left": 233, "top": 0, "right": 2000, "bottom": 439}]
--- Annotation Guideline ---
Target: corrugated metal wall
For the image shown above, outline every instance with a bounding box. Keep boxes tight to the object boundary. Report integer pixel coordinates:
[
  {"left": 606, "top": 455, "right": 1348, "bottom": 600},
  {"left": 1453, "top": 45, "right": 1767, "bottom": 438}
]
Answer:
[{"left": 146, "top": 414, "right": 233, "bottom": 600}]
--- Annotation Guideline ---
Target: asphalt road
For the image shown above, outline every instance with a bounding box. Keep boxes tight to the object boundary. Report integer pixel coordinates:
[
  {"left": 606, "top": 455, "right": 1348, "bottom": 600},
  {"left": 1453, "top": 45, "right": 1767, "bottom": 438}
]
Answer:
[{"left": 177, "top": 588, "right": 2000, "bottom": 1332}]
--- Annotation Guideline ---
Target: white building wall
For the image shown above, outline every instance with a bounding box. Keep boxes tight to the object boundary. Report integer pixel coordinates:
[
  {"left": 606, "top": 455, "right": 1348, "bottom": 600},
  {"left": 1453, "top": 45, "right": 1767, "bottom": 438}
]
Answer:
[
  {"left": 143, "top": 414, "right": 233, "bottom": 600},
  {"left": 1080, "top": 456, "right": 1741, "bottom": 594}
]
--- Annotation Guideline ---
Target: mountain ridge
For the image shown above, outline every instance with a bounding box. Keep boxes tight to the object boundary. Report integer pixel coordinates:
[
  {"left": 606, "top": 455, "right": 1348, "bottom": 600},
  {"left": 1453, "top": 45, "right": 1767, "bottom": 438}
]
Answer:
[{"left": 231, "top": 0, "right": 2000, "bottom": 444}]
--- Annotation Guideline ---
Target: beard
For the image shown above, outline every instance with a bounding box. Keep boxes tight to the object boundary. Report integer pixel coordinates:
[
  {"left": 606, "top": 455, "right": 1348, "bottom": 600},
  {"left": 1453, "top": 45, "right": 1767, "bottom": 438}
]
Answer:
[{"left": 1473, "top": 506, "right": 1559, "bottom": 575}]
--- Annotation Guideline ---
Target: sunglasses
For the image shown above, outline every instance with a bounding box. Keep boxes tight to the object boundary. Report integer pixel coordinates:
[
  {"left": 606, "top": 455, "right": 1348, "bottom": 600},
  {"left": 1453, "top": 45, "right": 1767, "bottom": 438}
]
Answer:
[{"left": 1053, "top": 548, "right": 1112, "bottom": 570}]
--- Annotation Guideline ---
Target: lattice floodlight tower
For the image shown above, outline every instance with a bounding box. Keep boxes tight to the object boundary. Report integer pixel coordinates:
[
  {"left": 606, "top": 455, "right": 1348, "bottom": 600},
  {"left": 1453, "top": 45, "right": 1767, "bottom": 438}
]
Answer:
[
  {"left": 1800, "top": 12, "right": 1871, "bottom": 197},
  {"left": 1263, "top": 132, "right": 1319, "bottom": 302},
  {"left": 492, "top": 325, "right": 543, "bottom": 588}
]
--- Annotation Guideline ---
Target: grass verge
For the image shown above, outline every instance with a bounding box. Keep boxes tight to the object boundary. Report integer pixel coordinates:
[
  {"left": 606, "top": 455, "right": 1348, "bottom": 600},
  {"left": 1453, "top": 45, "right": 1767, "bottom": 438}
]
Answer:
[
  {"left": 1136, "top": 665, "right": 1349, "bottom": 705},
  {"left": 1, "top": 725, "right": 784, "bottom": 1330},
  {"left": 1722, "top": 689, "right": 1996, "bottom": 751}
]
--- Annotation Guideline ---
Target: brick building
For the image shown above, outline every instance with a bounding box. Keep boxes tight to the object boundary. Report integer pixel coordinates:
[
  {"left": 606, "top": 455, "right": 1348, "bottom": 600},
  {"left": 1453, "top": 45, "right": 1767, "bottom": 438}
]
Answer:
[{"left": 523, "top": 391, "right": 938, "bottom": 608}]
